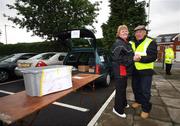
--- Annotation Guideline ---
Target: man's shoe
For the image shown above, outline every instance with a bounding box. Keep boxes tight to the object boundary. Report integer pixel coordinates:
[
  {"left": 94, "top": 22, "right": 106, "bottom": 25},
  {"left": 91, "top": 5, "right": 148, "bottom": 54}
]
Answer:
[
  {"left": 131, "top": 102, "right": 141, "bottom": 109},
  {"left": 112, "top": 108, "right": 126, "bottom": 118},
  {"left": 166, "top": 72, "right": 172, "bottom": 75},
  {"left": 141, "top": 111, "right": 149, "bottom": 119}
]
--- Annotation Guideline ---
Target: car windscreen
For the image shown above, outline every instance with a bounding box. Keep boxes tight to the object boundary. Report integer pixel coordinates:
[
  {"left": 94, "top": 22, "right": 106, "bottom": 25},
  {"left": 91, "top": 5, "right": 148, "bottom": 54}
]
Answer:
[
  {"left": 0, "top": 54, "right": 21, "bottom": 62},
  {"left": 66, "top": 38, "right": 94, "bottom": 48},
  {"left": 65, "top": 52, "right": 95, "bottom": 67},
  {"left": 30, "top": 53, "right": 56, "bottom": 60}
]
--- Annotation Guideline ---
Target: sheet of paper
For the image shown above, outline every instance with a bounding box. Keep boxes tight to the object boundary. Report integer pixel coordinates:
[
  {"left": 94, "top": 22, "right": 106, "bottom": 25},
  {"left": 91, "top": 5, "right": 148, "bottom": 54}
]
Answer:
[
  {"left": 71, "top": 30, "right": 80, "bottom": 38},
  {"left": 41, "top": 67, "right": 72, "bottom": 96}
]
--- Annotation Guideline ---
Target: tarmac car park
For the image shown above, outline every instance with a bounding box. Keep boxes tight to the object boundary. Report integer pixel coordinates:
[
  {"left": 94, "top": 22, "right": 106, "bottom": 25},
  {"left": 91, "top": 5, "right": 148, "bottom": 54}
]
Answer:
[{"left": 0, "top": 29, "right": 115, "bottom": 126}]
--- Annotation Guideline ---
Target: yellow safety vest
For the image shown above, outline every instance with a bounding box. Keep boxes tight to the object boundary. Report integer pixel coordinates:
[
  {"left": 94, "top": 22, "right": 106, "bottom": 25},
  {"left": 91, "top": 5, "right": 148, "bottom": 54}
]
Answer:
[
  {"left": 165, "top": 48, "right": 174, "bottom": 64},
  {"left": 130, "top": 37, "right": 154, "bottom": 70}
]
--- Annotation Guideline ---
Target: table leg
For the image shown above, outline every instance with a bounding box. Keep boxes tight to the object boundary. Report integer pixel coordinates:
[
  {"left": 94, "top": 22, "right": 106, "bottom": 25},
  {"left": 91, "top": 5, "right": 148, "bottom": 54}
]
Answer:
[
  {"left": 27, "top": 111, "right": 40, "bottom": 126},
  {"left": 79, "top": 82, "right": 98, "bottom": 107}
]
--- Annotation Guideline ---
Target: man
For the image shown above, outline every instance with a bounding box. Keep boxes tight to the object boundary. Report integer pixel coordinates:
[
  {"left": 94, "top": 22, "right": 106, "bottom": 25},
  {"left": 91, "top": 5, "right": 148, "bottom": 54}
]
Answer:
[
  {"left": 130, "top": 25, "right": 157, "bottom": 119},
  {"left": 165, "top": 45, "right": 174, "bottom": 75}
]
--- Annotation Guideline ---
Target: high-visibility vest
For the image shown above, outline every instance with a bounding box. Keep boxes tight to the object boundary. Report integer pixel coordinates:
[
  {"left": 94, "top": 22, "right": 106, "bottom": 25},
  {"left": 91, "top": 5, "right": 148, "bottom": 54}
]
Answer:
[
  {"left": 130, "top": 37, "right": 154, "bottom": 70},
  {"left": 165, "top": 48, "right": 174, "bottom": 64}
]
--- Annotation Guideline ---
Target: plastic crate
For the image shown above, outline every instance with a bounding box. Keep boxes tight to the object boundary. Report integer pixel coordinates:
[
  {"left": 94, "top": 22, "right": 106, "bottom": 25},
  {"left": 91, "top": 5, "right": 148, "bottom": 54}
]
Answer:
[{"left": 21, "top": 65, "right": 72, "bottom": 96}]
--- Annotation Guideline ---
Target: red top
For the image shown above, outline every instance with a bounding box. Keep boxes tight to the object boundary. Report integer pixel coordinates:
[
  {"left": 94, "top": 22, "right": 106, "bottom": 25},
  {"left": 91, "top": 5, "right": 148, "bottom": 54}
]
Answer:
[{"left": 120, "top": 65, "right": 127, "bottom": 76}]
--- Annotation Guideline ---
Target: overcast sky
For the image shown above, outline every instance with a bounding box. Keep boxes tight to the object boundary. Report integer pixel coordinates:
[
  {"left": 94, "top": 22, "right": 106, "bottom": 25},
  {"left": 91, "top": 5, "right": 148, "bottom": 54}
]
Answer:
[{"left": 0, "top": 0, "right": 180, "bottom": 44}]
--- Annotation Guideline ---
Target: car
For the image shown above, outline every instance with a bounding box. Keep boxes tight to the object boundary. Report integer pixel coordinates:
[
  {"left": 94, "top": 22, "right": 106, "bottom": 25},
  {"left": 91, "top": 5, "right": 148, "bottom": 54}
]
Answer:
[
  {"left": 15, "top": 52, "right": 67, "bottom": 76},
  {"left": 0, "top": 53, "right": 37, "bottom": 82},
  {"left": 58, "top": 29, "right": 112, "bottom": 86}
]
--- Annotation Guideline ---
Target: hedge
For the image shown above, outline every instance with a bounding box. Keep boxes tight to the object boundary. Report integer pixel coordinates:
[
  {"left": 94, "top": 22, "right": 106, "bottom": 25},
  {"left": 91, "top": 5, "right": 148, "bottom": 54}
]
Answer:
[
  {"left": 0, "top": 41, "right": 68, "bottom": 56},
  {"left": 0, "top": 38, "right": 105, "bottom": 56}
]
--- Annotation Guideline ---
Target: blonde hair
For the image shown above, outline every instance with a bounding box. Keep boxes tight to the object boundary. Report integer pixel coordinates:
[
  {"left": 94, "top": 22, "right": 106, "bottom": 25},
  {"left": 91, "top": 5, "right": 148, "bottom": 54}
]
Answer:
[{"left": 116, "top": 25, "right": 129, "bottom": 37}]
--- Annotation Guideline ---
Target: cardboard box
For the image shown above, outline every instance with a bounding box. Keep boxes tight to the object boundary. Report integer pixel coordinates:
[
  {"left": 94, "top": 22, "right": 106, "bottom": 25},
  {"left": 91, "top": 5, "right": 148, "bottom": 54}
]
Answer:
[
  {"left": 78, "top": 65, "right": 89, "bottom": 72},
  {"left": 89, "top": 66, "right": 95, "bottom": 73},
  {"left": 21, "top": 65, "right": 72, "bottom": 96}
]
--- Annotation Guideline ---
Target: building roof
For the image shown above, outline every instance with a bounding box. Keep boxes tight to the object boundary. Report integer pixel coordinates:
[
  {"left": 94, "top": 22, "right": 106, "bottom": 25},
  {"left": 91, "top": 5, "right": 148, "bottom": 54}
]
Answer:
[
  {"left": 157, "top": 33, "right": 178, "bottom": 38},
  {"left": 156, "top": 33, "right": 180, "bottom": 43}
]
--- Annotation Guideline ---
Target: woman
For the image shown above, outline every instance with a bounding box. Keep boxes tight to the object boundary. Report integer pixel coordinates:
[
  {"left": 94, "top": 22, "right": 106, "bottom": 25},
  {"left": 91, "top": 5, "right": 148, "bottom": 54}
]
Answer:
[{"left": 111, "top": 25, "right": 133, "bottom": 118}]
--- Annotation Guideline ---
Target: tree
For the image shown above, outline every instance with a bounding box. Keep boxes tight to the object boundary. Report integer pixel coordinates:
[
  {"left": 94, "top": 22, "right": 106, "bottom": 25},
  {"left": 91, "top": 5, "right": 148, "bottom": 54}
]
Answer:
[
  {"left": 102, "top": 0, "right": 147, "bottom": 48},
  {"left": 4, "top": 0, "right": 99, "bottom": 41}
]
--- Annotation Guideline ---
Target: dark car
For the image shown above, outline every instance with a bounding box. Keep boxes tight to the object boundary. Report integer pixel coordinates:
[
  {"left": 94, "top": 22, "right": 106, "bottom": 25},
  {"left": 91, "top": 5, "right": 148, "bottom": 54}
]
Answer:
[
  {"left": 0, "top": 53, "right": 37, "bottom": 82},
  {"left": 58, "top": 29, "right": 112, "bottom": 86}
]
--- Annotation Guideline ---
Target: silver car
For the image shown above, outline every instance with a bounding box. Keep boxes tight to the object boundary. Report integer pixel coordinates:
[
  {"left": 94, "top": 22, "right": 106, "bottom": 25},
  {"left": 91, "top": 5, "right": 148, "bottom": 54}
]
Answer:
[{"left": 15, "top": 52, "right": 67, "bottom": 76}]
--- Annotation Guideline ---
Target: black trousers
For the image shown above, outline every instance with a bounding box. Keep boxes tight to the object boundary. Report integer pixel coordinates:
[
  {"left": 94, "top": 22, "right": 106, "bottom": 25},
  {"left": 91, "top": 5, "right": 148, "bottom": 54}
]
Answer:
[
  {"left": 114, "top": 77, "right": 128, "bottom": 114},
  {"left": 132, "top": 75, "right": 152, "bottom": 113},
  {"left": 166, "top": 63, "right": 172, "bottom": 74}
]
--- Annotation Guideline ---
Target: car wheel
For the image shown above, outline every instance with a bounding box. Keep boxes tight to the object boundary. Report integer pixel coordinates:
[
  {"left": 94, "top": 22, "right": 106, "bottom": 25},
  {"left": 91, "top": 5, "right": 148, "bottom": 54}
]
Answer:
[
  {"left": 0, "top": 70, "right": 9, "bottom": 82},
  {"left": 103, "top": 73, "right": 111, "bottom": 87}
]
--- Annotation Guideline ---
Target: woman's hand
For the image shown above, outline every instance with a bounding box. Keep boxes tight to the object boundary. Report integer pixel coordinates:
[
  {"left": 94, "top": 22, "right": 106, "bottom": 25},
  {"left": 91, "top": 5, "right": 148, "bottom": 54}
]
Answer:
[{"left": 133, "top": 54, "right": 141, "bottom": 61}]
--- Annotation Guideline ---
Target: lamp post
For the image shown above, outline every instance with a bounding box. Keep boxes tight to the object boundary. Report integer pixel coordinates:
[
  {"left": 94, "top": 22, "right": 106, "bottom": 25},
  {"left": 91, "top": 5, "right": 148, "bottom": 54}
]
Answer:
[
  {"left": 4, "top": 24, "right": 15, "bottom": 44},
  {"left": 5, "top": 24, "right": 7, "bottom": 44}
]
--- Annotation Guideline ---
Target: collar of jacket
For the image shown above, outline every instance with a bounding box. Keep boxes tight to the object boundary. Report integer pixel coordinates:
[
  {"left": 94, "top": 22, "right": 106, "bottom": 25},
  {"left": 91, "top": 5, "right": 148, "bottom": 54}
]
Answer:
[
  {"left": 135, "top": 36, "right": 147, "bottom": 42},
  {"left": 117, "top": 37, "right": 128, "bottom": 43}
]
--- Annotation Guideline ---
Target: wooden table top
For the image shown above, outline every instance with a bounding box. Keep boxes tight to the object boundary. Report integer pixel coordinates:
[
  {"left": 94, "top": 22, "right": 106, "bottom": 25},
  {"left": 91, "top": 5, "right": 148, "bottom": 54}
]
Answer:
[{"left": 0, "top": 73, "right": 100, "bottom": 125}]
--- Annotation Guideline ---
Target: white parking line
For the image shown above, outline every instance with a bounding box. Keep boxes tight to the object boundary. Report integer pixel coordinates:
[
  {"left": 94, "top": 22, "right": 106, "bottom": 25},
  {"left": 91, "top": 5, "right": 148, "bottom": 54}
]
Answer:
[
  {"left": 0, "top": 90, "right": 90, "bottom": 112},
  {"left": 0, "top": 90, "right": 15, "bottom": 95},
  {"left": 87, "top": 90, "right": 115, "bottom": 126},
  {"left": 0, "top": 79, "right": 23, "bottom": 85},
  {"left": 53, "top": 102, "right": 90, "bottom": 112}
]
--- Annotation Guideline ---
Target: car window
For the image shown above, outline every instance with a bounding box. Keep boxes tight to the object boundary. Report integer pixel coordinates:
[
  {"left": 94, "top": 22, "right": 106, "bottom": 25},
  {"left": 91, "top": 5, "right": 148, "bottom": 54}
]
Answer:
[
  {"left": 99, "top": 56, "right": 105, "bottom": 62},
  {"left": 41, "top": 53, "right": 55, "bottom": 60},
  {"left": 30, "top": 53, "right": 55, "bottom": 60},
  {"left": 58, "top": 55, "right": 65, "bottom": 61},
  {"left": 78, "top": 53, "right": 90, "bottom": 64},
  {"left": 67, "top": 38, "right": 93, "bottom": 48},
  {"left": 64, "top": 53, "right": 80, "bottom": 67},
  {"left": 0, "top": 54, "right": 20, "bottom": 62},
  {"left": 78, "top": 53, "right": 94, "bottom": 65},
  {"left": 0, "top": 55, "right": 14, "bottom": 62},
  {"left": 30, "top": 53, "right": 44, "bottom": 60},
  {"left": 88, "top": 54, "right": 95, "bottom": 66},
  {"left": 67, "top": 53, "right": 80, "bottom": 62},
  {"left": 99, "top": 51, "right": 108, "bottom": 63},
  {"left": 65, "top": 52, "right": 95, "bottom": 67},
  {"left": 19, "top": 54, "right": 36, "bottom": 60}
]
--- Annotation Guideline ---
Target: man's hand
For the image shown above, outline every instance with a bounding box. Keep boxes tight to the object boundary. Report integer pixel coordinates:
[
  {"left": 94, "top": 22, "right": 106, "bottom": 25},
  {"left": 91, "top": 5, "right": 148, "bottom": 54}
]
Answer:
[{"left": 133, "top": 54, "right": 141, "bottom": 61}]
